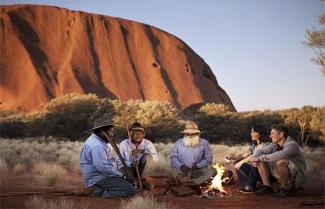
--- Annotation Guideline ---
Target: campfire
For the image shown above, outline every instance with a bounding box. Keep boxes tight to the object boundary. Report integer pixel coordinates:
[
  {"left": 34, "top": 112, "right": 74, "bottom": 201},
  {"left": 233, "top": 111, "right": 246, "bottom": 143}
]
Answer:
[{"left": 199, "top": 163, "right": 231, "bottom": 199}]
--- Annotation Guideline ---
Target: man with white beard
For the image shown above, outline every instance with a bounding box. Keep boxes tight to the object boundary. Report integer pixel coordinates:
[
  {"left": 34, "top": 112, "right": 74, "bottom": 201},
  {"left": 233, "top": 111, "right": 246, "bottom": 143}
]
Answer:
[{"left": 170, "top": 121, "right": 216, "bottom": 186}]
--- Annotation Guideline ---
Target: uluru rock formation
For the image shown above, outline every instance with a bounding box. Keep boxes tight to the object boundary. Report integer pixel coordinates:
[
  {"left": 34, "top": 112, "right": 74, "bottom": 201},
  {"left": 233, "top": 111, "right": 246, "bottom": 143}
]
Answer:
[{"left": 0, "top": 4, "right": 235, "bottom": 111}]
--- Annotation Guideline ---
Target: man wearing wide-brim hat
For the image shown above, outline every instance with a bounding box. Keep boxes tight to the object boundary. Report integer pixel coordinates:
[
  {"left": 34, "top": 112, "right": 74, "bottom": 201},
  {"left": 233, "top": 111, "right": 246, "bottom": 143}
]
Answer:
[
  {"left": 170, "top": 121, "right": 216, "bottom": 186},
  {"left": 79, "top": 116, "right": 135, "bottom": 198}
]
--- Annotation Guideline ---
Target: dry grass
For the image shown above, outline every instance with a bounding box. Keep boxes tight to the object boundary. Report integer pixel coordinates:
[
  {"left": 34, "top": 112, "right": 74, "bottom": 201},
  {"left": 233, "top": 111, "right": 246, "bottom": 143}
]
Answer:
[
  {"left": 0, "top": 158, "right": 9, "bottom": 178},
  {"left": 25, "top": 196, "right": 88, "bottom": 209},
  {"left": 0, "top": 138, "right": 82, "bottom": 171},
  {"left": 13, "top": 163, "right": 27, "bottom": 175},
  {"left": 0, "top": 138, "right": 324, "bottom": 182},
  {"left": 120, "top": 196, "right": 178, "bottom": 209},
  {"left": 33, "top": 163, "right": 67, "bottom": 187}
]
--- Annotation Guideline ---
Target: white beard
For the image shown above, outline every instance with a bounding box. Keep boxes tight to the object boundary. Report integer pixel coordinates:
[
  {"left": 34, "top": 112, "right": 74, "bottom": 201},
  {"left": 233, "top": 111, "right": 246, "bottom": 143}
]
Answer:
[{"left": 183, "top": 135, "right": 200, "bottom": 147}]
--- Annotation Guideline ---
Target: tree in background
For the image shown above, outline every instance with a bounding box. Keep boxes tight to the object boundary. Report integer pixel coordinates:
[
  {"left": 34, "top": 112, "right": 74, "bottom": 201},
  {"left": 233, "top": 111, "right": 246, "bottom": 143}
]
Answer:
[
  {"left": 297, "top": 106, "right": 314, "bottom": 147},
  {"left": 305, "top": 2, "right": 325, "bottom": 75}
]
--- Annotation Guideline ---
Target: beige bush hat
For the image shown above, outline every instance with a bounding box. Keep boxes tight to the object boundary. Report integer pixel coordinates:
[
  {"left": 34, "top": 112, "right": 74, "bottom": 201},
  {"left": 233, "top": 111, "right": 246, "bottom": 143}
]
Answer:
[
  {"left": 92, "top": 117, "right": 113, "bottom": 130},
  {"left": 181, "top": 121, "right": 201, "bottom": 134}
]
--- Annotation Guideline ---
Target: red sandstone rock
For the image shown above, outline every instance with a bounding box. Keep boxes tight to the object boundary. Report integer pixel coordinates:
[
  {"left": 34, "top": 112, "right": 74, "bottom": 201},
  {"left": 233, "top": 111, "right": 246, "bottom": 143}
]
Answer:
[{"left": 0, "top": 5, "right": 235, "bottom": 111}]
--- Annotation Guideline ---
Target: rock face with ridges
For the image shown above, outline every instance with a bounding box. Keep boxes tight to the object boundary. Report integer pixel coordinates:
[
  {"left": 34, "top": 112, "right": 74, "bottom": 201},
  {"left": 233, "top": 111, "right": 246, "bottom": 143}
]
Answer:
[{"left": 0, "top": 5, "right": 235, "bottom": 111}]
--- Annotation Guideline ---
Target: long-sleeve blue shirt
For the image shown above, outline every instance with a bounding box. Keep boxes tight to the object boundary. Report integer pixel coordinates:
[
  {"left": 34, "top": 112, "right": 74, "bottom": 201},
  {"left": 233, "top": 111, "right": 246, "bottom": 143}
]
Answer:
[
  {"left": 170, "top": 138, "right": 213, "bottom": 169},
  {"left": 80, "top": 133, "right": 123, "bottom": 188}
]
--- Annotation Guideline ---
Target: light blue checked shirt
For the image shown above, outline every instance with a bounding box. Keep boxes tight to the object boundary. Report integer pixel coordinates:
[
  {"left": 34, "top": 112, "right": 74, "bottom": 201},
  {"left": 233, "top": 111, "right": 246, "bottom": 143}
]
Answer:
[
  {"left": 170, "top": 138, "right": 213, "bottom": 169},
  {"left": 80, "top": 133, "right": 123, "bottom": 188}
]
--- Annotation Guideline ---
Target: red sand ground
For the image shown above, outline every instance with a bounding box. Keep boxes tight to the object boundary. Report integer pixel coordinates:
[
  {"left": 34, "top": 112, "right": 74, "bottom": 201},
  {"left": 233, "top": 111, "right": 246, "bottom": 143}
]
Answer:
[{"left": 1, "top": 174, "right": 324, "bottom": 209}]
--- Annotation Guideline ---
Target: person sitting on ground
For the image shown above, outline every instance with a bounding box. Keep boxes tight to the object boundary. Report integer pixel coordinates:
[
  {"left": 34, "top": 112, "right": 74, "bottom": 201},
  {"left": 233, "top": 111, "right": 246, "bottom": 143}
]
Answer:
[
  {"left": 119, "top": 122, "right": 158, "bottom": 188},
  {"left": 249, "top": 124, "right": 307, "bottom": 197},
  {"left": 226, "top": 125, "right": 270, "bottom": 193},
  {"left": 79, "top": 117, "right": 135, "bottom": 198},
  {"left": 170, "top": 121, "right": 216, "bottom": 186}
]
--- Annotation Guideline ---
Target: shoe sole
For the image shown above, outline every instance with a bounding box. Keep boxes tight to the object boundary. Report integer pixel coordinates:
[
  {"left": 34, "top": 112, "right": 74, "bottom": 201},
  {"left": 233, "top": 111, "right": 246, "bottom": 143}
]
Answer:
[{"left": 239, "top": 190, "right": 256, "bottom": 194}]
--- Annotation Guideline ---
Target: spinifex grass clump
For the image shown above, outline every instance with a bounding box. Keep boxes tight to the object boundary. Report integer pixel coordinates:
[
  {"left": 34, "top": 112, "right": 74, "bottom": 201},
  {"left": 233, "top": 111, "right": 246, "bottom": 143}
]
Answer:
[
  {"left": 33, "top": 163, "right": 67, "bottom": 187},
  {"left": 0, "top": 158, "right": 9, "bottom": 177},
  {"left": 13, "top": 163, "right": 27, "bottom": 175},
  {"left": 25, "top": 196, "right": 88, "bottom": 209},
  {"left": 120, "top": 196, "right": 178, "bottom": 209}
]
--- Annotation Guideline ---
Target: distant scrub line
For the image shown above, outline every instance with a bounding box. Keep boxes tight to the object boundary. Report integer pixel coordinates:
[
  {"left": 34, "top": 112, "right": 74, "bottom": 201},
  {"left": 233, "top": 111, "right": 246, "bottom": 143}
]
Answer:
[{"left": 0, "top": 94, "right": 324, "bottom": 145}]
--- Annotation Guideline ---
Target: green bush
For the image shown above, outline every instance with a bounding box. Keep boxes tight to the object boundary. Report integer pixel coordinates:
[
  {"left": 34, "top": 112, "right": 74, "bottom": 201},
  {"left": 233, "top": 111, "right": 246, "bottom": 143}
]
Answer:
[
  {"left": 0, "top": 94, "right": 324, "bottom": 145},
  {"left": 112, "top": 100, "right": 182, "bottom": 141},
  {"left": 0, "top": 112, "right": 43, "bottom": 138},
  {"left": 198, "top": 103, "right": 233, "bottom": 115},
  {"left": 42, "top": 94, "right": 115, "bottom": 139},
  {"left": 276, "top": 106, "right": 325, "bottom": 146}
]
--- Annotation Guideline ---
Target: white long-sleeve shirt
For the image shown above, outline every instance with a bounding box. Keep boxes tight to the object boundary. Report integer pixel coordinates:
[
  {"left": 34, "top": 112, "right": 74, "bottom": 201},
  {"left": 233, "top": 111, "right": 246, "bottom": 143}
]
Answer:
[{"left": 119, "top": 138, "right": 158, "bottom": 166}]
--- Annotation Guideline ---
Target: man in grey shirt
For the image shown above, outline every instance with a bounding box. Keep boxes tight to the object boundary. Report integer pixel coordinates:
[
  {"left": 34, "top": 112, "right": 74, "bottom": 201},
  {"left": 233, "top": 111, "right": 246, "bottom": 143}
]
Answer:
[{"left": 250, "top": 124, "right": 307, "bottom": 197}]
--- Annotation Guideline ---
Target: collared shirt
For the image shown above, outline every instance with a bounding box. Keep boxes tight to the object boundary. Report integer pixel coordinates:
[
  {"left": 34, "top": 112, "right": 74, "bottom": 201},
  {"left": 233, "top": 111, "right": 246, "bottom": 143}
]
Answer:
[
  {"left": 79, "top": 133, "right": 123, "bottom": 188},
  {"left": 119, "top": 138, "right": 158, "bottom": 166},
  {"left": 170, "top": 137, "right": 213, "bottom": 169}
]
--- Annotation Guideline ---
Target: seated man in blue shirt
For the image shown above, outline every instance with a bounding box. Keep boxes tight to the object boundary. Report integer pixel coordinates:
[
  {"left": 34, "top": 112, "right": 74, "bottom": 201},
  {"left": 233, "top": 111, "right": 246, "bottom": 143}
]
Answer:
[
  {"left": 170, "top": 121, "right": 216, "bottom": 186},
  {"left": 79, "top": 117, "right": 135, "bottom": 198}
]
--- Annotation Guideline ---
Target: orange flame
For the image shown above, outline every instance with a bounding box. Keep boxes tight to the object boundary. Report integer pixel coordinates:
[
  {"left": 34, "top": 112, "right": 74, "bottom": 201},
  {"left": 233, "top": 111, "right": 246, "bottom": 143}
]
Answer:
[{"left": 206, "top": 163, "right": 229, "bottom": 194}]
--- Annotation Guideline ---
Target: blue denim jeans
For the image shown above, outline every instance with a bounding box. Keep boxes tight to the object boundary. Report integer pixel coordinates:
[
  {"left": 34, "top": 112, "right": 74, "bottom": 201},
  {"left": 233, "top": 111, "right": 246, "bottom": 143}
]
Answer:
[
  {"left": 238, "top": 163, "right": 260, "bottom": 187},
  {"left": 91, "top": 177, "right": 135, "bottom": 198}
]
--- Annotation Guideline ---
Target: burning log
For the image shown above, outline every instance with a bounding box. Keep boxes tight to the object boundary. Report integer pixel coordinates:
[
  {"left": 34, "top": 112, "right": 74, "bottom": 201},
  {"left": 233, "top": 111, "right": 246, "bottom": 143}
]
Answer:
[
  {"left": 197, "top": 163, "right": 233, "bottom": 199},
  {"left": 204, "top": 163, "right": 229, "bottom": 194}
]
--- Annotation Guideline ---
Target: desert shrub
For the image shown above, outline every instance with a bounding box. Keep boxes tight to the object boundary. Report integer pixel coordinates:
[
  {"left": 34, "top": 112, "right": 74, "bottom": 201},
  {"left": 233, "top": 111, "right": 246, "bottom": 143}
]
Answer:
[
  {"left": 120, "top": 196, "right": 177, "bottom": 209},
  {"left": 277, "top": 106, "right": 325, "bottom": 146},
  {"left": 13, "top": 163, "right": 27, "bottom": 175},
  {"left": 0, "top": 158, "right": 9, "bottom": 177},
  {"left": 33, "top": 162, "right": 67, "bottom": 187},
  {"left": 195, "top": 113, "right": 241, "bottom": 144},
  {"left": 42, "top": 94, "right": 115, "bottom": 139},
  {"left": 0, "top": 139, "right": 83, "bottom": 172},
  {"left": 144, "top": 157, "right": 176, "bottom": 176},
  {"left": 195, "top": 104, "right": 324, "bottom": 145},
  {"left": 198, "top": 103, "right": 232, "bottom": 115},
  {"left": 0, "top": 96, "right": 324, "bottom": 145},
  {"left": 0, "top": 110, "right": 20, "bottom": 118},
  {"left": 112, "top": 100, "right": 182, "bottom": 141},
  {"left": 0, "top": 117, "right": 29, "bottom": 138},
  {"left": 0, "top": 138, "right": 324, "bottom": 190},
  {"left": 25, "top": 196, "right": 88, "bottom": 209},
  {"left": 0, "top": 111, "right": 46, "bottom": 138},
  {"left": 308, "top": 107, "right": 325, "bottom": 144}
]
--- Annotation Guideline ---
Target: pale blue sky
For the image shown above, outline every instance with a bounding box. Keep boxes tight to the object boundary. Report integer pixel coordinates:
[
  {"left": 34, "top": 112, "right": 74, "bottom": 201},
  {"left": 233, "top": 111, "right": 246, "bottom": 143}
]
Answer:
[{"left": 1, "top": 0, "right": 324, "bottom": 111}]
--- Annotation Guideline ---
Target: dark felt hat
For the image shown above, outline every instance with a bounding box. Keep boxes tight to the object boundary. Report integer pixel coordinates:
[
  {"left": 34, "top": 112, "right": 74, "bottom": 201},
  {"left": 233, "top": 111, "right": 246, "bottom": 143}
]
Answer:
[{"left": 92, "top": 117, "right": 113, "bottom": 130}]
